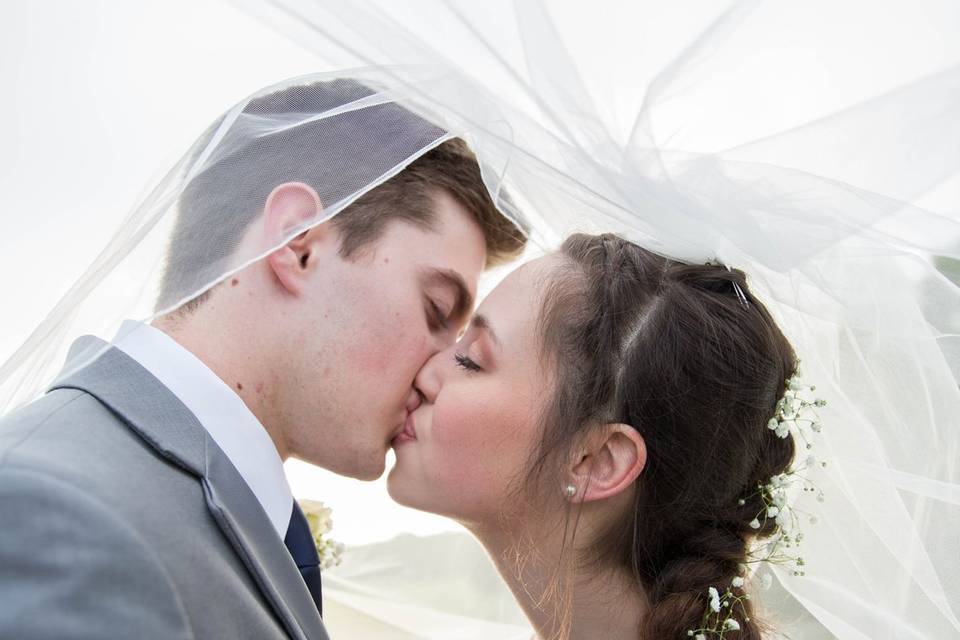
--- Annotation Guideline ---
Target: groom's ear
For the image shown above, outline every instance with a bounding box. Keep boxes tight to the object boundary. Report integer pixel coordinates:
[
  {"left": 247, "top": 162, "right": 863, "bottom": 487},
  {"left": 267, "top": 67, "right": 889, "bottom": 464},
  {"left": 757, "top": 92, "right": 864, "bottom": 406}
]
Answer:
[
  {"left": 570, "top": 423, "right": 646, "bottom": 503},
  {"left": 262, "top": 181, "right": 328, "bottom": 296}
]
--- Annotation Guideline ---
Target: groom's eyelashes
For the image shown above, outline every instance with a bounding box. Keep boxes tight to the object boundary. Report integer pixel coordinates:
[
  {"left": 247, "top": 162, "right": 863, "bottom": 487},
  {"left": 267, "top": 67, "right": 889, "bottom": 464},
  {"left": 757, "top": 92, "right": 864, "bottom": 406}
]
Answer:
[{"left": 426, "top": 298, "right": 450, "bottom": 331}]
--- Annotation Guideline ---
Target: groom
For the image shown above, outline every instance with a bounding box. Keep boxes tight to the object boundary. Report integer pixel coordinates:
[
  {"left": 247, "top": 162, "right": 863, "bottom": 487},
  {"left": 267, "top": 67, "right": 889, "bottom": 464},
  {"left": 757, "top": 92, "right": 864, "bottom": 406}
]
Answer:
[{"left": 0, "top": 79, "right": 525, "bottom": 639}]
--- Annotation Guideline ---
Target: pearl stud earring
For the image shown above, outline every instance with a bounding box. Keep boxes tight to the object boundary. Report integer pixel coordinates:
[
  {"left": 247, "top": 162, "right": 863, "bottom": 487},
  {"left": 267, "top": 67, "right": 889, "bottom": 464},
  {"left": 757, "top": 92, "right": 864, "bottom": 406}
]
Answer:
[{"left": 565, "top": 484, "right": 577, "bottom": 497}]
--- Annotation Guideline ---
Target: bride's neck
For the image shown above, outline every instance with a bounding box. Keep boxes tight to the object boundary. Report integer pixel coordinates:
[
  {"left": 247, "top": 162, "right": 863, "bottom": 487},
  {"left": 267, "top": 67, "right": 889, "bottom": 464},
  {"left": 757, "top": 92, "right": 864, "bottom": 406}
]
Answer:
[{"left": 469, "top": 521, "right": 648, "bottom": 640}]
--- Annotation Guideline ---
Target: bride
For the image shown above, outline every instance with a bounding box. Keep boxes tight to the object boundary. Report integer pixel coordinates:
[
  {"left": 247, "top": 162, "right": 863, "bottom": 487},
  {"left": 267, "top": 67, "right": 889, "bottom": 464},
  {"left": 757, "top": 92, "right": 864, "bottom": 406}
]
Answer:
[{"left": 389, "top": 233, "right": 803, "bottom": 639}]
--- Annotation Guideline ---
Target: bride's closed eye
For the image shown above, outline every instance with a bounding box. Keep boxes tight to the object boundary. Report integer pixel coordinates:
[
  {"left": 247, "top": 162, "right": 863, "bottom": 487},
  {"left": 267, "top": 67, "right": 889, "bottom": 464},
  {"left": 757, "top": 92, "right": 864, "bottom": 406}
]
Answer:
[{"left": 454, "top": 353, "right": 482, "bottom": 372}]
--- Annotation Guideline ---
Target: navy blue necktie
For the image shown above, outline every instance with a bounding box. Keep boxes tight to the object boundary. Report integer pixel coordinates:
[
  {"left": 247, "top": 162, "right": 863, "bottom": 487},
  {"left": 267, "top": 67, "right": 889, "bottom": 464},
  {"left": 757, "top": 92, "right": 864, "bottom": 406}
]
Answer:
[{"left": 284, "top": 502, "right": 323, "bottom": 617}]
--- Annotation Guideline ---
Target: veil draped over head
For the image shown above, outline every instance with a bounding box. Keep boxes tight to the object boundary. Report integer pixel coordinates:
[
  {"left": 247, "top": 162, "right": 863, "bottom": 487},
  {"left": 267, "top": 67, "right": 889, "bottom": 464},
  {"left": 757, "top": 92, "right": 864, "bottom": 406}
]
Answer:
[{"left": 3, "top": 0, "right": 959, "bottom": 638}]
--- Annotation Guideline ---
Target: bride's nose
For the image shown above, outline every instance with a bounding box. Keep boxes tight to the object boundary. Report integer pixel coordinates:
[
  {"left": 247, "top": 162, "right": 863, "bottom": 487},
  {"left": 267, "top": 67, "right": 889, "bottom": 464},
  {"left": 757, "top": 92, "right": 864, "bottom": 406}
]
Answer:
[{"left": 413, "top": 348, "right": 447, "bottom": 404}]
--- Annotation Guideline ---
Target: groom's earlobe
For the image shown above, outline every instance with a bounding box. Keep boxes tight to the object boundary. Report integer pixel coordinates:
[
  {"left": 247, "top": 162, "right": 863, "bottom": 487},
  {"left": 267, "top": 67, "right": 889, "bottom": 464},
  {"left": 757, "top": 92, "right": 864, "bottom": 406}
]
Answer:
[{"left": 263, "top": 182, "right": 325, "bottom": 295}]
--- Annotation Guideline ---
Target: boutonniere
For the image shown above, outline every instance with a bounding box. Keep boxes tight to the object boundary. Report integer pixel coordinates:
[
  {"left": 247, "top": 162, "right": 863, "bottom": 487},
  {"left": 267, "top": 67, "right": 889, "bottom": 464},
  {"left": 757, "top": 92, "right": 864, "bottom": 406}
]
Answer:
[{"left": 298, "top": 499, "right": 345, "bottom": 569}]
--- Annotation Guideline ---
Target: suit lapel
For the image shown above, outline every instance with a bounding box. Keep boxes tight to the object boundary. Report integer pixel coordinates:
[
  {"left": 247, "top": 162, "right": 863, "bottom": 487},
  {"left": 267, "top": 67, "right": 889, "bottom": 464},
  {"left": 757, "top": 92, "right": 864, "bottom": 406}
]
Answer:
[{"left": 50, "top": 337, "right": 328, "bottom": 640}]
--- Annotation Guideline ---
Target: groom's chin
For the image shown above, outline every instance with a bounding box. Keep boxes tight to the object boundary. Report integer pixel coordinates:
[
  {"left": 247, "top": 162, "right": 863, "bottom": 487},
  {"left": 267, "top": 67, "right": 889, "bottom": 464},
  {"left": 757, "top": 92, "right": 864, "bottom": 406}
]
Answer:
[
  {"left": 352, "top": 455, "right": 387, "bottom": 482},
  {"left": 309, "top": 446, "right": 386, "bottom": 482}
]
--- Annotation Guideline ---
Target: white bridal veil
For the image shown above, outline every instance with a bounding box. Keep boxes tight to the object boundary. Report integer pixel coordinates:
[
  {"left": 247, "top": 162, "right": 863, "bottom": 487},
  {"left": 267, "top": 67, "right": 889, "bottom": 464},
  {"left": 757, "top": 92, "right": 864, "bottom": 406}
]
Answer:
[{"left": 2, "top": 0, "right": 959, "bottom": 638}]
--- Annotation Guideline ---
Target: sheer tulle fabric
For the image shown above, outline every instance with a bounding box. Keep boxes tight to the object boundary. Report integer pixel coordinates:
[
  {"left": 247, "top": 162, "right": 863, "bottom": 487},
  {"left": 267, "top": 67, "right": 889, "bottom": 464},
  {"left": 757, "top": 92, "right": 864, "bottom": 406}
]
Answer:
[
  {"left": 2, "top": 0, "right": 958, "bottom": 637},
  {"left": 222, "top": 2, "right": 960, "bottom": 637}
]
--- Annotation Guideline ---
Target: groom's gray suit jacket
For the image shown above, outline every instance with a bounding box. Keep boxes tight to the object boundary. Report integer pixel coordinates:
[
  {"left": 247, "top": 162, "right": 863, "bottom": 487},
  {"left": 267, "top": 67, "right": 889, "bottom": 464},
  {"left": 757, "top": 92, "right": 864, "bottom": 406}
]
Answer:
[{"left": 0, "top": 336, "right": 330, "bottom": 640}]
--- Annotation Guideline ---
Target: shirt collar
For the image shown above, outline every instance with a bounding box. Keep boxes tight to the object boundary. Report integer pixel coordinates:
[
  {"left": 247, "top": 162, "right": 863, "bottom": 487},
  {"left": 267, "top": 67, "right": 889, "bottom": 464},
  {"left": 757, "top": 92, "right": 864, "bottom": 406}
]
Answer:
[{"left": 112, "top": 320, "right": 293, "bottom": 539}]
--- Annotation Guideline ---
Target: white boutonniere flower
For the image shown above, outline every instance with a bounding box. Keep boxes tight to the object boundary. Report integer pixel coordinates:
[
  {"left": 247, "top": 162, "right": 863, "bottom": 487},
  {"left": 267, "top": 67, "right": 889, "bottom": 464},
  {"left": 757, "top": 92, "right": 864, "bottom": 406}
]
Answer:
[{"left": 298, "top": 499, "right": 345, "bottom": 570}]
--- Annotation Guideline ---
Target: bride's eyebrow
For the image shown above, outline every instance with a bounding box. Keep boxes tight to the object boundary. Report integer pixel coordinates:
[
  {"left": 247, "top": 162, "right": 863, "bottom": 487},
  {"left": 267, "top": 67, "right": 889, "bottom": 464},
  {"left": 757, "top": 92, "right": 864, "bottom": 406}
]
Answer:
[{"left": 469, "top": 313, "right": 500, "bottom": 347}]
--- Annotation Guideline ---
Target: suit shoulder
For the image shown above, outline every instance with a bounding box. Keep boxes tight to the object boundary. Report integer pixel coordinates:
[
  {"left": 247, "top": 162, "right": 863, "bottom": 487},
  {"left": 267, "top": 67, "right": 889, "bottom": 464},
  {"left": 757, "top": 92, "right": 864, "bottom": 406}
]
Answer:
[
  {"left": 0, "top": 388, "right": 192, "bottom": 508},
  {"left": 0, "top": 388, "right": 93, "bottom": 456},
  {"left": 0, "top": 388, "right": 131, "bottom": 467},
  {"left": 0, "top": 467, "right": 194, "bottom": 639}
]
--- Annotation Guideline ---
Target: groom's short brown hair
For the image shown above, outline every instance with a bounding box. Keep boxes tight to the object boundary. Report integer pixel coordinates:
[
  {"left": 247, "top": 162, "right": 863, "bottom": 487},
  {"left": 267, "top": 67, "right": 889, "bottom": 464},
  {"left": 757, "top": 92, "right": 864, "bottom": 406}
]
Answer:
[{"left": 160, "top": 78, "right": 526, "bottom": 312}]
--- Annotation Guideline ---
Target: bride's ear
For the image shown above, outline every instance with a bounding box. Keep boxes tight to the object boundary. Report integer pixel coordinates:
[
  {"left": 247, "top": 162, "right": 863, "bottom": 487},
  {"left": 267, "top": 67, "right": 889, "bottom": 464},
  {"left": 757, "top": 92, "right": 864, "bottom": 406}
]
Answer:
[
  {"left": 568, "top": 423, "right": 646, "bottom": 503},
  {"left": 262, "top": 181, "right": 327, "bottom": 296}
]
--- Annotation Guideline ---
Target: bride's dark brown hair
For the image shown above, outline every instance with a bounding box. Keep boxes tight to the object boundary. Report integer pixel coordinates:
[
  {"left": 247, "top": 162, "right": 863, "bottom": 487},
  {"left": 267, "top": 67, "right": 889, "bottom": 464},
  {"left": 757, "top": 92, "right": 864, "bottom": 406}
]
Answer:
[{"left": 529, "top": 233, "right": 797, "bottom": 639}]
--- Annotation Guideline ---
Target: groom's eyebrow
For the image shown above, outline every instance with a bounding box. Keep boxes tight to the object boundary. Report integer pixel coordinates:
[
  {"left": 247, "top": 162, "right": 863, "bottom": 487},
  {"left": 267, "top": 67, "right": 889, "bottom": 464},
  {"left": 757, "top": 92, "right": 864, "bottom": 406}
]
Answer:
[{"left": 421, "top": 267, "right": 473, "bottom": 321}]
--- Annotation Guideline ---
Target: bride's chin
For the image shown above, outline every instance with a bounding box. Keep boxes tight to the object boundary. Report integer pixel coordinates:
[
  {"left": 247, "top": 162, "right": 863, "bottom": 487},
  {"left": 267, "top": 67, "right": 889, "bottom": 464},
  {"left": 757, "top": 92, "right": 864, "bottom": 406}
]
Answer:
[
  {"left": 386, "top": 468, "right": 450, "bottom": 518},
  {"left": 385, "top": 465, "right": 422, "bottom": 509}
]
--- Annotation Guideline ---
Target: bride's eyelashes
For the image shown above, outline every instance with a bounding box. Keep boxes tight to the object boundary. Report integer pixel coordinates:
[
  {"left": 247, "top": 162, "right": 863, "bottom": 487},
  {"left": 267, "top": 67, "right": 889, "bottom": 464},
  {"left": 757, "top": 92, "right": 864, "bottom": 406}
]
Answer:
[{"left": 454, "top": 352, "right": 482, "bottom": 372}]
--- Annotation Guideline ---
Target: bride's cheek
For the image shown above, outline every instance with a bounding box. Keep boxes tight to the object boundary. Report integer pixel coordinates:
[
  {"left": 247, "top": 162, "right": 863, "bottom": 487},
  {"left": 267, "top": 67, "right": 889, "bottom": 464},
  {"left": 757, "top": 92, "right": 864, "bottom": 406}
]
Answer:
[{"left": 428, "top": 404, "right": 474, "bottom": 451}]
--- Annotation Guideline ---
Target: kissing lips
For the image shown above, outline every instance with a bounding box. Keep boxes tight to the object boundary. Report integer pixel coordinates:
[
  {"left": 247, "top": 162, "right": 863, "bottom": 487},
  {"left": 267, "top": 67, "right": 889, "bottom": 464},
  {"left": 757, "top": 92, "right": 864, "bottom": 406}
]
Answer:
[{"left": 393, "top": 412, "right": 417, "bottom": 445}]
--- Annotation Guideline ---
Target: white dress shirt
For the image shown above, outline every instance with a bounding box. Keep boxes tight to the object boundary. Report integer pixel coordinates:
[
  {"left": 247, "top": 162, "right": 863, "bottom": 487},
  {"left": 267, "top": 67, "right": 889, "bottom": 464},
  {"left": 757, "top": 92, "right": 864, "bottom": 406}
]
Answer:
[{"left": 112, "top": 320, "right": 293, "bottom": 539}]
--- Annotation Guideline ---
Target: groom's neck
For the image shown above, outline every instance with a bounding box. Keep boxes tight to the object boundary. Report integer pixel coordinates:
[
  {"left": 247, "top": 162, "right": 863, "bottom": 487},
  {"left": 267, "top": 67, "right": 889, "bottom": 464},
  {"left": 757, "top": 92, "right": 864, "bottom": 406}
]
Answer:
[{"left": 152, "top": 310, "right": 291, "bottom": 460}]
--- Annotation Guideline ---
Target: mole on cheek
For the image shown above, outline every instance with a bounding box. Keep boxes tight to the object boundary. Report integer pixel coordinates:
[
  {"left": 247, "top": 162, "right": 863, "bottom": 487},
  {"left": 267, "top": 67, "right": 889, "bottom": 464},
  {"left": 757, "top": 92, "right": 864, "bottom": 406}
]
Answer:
[
  {"left": 231, "top": 278, "right": 240, "bottom": 287},
  {"left": 236, "top": 382, "right": 244, "bottom": 391}
]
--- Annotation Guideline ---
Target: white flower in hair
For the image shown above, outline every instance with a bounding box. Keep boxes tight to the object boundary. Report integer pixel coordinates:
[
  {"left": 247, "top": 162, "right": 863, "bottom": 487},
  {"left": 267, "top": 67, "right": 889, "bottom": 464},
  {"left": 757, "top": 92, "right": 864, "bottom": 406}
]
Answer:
[
  {"left": 708, "top": 586, "right": 721, "bottom": 613},
  {"left": 723, "top": 619, "right": 741, "bottom": 631}
]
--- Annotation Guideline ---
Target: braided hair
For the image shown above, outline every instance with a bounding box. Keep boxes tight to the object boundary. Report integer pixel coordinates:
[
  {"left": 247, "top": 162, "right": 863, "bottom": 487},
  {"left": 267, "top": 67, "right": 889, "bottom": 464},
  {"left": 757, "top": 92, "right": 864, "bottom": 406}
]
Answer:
[{"left": 529, "top": 233, "right": 797, "bottom": 639}]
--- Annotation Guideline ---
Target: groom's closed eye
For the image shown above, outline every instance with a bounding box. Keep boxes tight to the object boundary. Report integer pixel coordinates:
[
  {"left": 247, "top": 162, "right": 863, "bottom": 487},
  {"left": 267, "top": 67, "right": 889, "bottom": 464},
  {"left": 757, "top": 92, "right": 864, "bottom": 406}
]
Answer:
[
  {"left": 419, "top": 267, "right": 473, "bottom": 331},
  {"left": 425, "top": 297, "right": 450, "bottom": 331}
]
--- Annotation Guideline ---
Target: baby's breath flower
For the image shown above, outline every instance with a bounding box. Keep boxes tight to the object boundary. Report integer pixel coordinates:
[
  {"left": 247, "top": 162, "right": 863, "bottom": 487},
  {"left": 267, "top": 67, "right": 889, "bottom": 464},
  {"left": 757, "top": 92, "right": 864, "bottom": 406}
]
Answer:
[
  {"left": 723, "top": 619, "right": 741, "bottom": 631},
  {"left": 708, "top": 586, "right": 721, "bottom": 613}
]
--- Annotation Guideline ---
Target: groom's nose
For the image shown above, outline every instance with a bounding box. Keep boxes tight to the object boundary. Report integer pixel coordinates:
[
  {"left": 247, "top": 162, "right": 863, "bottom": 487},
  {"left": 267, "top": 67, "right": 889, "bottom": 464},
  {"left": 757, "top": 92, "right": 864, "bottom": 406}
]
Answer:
[{"left": 404, "top": 387, "right": 422, "bottom": 414}]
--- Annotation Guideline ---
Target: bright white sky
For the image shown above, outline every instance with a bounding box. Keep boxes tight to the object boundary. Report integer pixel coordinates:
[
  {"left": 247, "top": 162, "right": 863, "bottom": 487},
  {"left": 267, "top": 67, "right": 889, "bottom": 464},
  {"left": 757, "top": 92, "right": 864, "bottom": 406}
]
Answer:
[{"left": 1, "top": 0, "right": 958, "bottom": 545}]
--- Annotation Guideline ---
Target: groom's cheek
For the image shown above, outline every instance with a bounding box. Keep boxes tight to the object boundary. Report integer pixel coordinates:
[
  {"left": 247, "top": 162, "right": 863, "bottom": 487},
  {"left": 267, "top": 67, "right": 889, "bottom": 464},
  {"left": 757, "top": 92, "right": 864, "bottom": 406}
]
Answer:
[{"left": 345, "top": 310, "right": 427, "bottom": 377}]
